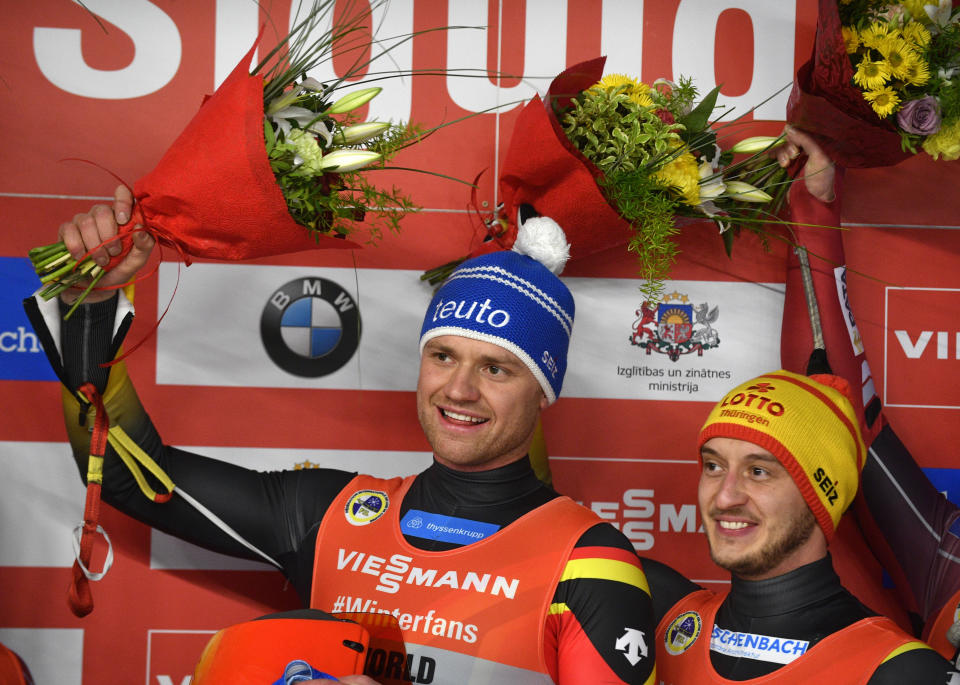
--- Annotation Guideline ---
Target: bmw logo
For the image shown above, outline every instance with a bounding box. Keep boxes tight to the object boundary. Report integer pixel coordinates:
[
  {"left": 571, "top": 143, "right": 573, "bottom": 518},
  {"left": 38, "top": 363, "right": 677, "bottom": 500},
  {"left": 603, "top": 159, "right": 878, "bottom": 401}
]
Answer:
[{"left": 260, "top": 277, "right": 361, "bottom": 377}]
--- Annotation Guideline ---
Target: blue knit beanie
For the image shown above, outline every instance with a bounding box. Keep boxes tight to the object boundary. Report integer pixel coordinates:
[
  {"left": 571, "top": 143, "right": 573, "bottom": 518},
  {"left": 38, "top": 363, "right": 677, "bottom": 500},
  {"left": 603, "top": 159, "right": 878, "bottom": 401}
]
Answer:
[{"left": 419, "top": 212, "right": 574, "bottom": 404}]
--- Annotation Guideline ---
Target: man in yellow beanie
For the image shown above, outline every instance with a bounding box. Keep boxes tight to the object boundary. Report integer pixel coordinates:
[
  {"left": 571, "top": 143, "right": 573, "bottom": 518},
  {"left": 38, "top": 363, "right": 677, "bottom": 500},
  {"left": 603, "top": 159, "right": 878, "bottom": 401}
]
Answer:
[{"left": 642, "top": 368, "right": 960, "bottom": 684}]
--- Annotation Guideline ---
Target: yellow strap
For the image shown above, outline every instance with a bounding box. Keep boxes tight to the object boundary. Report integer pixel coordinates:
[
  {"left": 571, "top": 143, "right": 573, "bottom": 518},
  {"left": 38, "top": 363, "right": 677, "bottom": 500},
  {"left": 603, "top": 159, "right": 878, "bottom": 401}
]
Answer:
[
  {"left": 559, "top": 557, "right": 651, "bottom": 594},
  {"left": 86, "top": 455, "right": 104, "bottom": 485},
  {"left": 108, "top": 425, "right": 175, "bottom": 501},
  {"left": 529, "top": 419, "right": 552, "bottom": 487},
  {"left": 881, "top": 640, "right": 933, "bottom": 663}
]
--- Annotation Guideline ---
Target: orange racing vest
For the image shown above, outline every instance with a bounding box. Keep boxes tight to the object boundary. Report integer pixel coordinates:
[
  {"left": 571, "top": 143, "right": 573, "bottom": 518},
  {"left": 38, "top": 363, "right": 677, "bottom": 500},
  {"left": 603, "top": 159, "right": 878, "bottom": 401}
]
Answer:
[
  {"left": 310, "top": 474, "right": 600, "bottom": 685},
  {"left": 925, "top": 587, "right": 960, "bottom": 660},
  {"left": 655, "top": 589, "right": 925, "bottom": 684}
]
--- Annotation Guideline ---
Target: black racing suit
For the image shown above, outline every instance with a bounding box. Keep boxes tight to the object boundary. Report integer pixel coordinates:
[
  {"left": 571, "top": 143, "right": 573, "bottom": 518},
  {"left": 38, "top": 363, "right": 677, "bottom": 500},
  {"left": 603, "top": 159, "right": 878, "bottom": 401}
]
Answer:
[
  {"left": 858, "top": 423, "right": 960, "bottom": 657},
  {"left": 640, "top": 554, "right": 958, "bottom": 682},
  {"left": 35, "top": 294, "right": 656, "bottom": 685}
]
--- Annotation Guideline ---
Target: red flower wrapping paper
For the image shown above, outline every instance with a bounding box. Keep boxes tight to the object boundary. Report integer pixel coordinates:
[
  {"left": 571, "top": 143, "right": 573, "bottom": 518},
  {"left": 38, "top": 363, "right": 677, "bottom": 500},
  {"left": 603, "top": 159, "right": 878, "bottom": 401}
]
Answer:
[
  {"left": 786, "top": 0, "right": 911, "bottom": 168},
  {"left": 126, "top": 40, "right": 359, "bottom": 264},
  {"left": 495, "top": 57, "right": 636, "bottom": 259}
]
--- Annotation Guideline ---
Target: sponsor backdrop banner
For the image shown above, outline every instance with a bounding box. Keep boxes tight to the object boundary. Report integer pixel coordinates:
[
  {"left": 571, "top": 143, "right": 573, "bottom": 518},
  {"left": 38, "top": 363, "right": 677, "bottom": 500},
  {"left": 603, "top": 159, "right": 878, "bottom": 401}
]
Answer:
[
  {"left": 1, "top": 2, "right": 958, "bottom": 682},
  {"left": 157, "top": 264, "right": 785, "bottom": 398}
]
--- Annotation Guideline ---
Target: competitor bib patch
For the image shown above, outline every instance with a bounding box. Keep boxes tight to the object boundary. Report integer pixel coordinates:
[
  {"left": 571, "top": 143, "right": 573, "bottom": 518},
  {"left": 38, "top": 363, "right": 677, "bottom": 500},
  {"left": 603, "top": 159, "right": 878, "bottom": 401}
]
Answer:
[
  {"left": 400, "top": 510, "right": 500, "bottom": 545},
  {"left": 664, "top": 611, "right": 702, "bottom": 656},
  {"left": 710, "top": 625, "right": 810, "bottom": 664},
  {"left": 345, "top": 490, "right": 389, "bottom": 526}
]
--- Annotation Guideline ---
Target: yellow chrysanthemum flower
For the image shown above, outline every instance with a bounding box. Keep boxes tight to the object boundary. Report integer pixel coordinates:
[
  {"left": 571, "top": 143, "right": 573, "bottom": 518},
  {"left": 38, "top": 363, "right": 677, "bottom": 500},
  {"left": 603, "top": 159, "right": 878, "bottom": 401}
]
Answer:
[
  {"left": 902, "top": 0, "right": 933, "bottom": 23},
  {"left": 853, "top": 57, "right": 891, "bottom": 90},
  {"left": 877, "top": 36, "right": 915, "bottom": 79},
  {"left": 902, "top": 21, "right": 931, "bottom": 46},
  {"left": 922, "top": 118, "right": 960, "bottom": 160},
  {"left": 652, "top": 150, "right": 700, "bottom": 206},
  {"left": 842, "top": 26, "right": 860, "bottom": 54},
  {"left": 860, "top": 22, "right": 891, "bottom": 49},
  {"left": 902, "top": 53, "right": 932, "bottom": 86},
  {"left": 864, "top": 86, "right": 901, "bottom": 118},
  {"left": 593, "top": 74, "right": 654, "bottom": 107}
]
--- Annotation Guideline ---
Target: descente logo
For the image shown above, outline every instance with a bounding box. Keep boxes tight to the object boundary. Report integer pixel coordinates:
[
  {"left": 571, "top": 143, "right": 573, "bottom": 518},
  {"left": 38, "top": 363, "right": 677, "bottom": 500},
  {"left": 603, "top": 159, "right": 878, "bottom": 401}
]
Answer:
[{"left": 337, "top": 548, "right": 519, "bottom": 598}]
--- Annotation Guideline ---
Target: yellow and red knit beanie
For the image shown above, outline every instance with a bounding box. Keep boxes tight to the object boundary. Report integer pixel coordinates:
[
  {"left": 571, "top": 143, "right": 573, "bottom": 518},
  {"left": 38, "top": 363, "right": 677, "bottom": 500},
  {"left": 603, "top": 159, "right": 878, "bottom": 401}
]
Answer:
[{"left": 698, "top": 369, "right": 866, "bottom": 541}]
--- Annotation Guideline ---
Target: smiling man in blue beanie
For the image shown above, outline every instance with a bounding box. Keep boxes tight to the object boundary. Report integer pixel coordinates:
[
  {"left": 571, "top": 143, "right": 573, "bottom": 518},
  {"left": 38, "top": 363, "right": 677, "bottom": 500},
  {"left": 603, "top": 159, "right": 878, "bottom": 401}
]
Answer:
[{"left": 29, "top": 192, "right": 657, "bottom": 684}]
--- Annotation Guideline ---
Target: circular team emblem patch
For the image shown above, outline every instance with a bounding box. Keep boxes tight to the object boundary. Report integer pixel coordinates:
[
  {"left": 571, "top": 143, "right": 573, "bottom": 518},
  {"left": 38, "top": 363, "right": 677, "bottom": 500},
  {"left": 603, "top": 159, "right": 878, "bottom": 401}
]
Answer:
[
  {"left": 345, "top": 490, "right": 390, "bottom": 526},
  {"left": 664, "top": 610, "right": 702, "bottom": 656},
  {"left": 260, "top": 277, "right": 361, "bottom": 377}
]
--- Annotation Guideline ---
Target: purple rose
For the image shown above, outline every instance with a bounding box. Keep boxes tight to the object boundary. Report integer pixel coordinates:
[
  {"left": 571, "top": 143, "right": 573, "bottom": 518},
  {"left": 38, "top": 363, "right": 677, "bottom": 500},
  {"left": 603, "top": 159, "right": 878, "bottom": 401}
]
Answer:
[{"left": 897, "top": 96, "right": 942, "bottom": 136}]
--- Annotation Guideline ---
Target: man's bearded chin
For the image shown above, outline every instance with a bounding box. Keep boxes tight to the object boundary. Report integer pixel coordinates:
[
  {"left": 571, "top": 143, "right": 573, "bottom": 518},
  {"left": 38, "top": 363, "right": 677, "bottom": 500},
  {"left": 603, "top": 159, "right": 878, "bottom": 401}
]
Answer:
[{"left": 711, "top": 507, "right": 817, "bottom": 578}]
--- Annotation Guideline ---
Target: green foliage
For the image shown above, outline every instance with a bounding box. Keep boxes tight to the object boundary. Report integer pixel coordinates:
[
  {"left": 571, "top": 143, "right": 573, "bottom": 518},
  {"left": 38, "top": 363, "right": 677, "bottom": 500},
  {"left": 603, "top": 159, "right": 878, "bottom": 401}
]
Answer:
[
  {"left": 678, "top": 84, "right": 720, "bottom": 136},
  {"left": 556, "top": 72, "right": 797, "bottom": 301},
  {"left": 267, "top": 117, "right": 421, "bottom": 243},
  {"left": 653, "top": 76, "right": 698, "bottom": 117},
  {"left": 599, "top": 167, "right": 681, "bottom": 303},
  {"left": 939, "top": 77, "right": 960, "bottom": 121},
  {"left": 560, "top": 87, "right": 681, "bottom": 176},
  {"left": 837, "top": 0, "right": 888, "bottom": 28},
  {"left": 930, "top": 23, "right": 960, "bottom": 118},
  {"left": 560, "top": 86, "right": 695, "bottom": 297}
]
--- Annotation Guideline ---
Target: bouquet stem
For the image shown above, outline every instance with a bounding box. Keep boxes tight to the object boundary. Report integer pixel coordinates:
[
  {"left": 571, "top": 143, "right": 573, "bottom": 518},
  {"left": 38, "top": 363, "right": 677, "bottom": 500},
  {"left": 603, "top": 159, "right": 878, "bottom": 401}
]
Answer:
[
  {"left": 62, "top": 267, "right": 105, "bottom": 321},
  {"left": 30, "top": 241, "right": 106, "bottom": 319}
]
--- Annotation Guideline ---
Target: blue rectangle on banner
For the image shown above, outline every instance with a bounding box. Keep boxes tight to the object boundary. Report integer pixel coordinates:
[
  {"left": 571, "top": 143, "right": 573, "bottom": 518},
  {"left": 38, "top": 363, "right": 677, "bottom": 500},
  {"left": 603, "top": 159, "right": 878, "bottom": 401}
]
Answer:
[
  {"left": 400, "top": 509, "right": 500, "bottom": 545},
  {"left": 0, "top": 257, "right": 55, "bottom": 381},
  {"left": 923, "top": 468, "right": 960, "bottom": 507}
]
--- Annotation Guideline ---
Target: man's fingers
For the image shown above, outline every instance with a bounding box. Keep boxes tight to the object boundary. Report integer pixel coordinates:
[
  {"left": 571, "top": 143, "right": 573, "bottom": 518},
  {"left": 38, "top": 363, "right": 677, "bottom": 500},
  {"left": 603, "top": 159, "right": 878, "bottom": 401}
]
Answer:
[
  {"left": 775, "top": 143, "right": 800, "bottom": 168},
  {"left": 780, "top": 126, "right": 836, "bottom": 202},
  {"left": 59, "top": 220, "right": 83, "bottom": 262},
  {"left": 98, "top": 229, "right": 154, "bottom": 289},
  {"left": 113, "top": 184, "right": 133, "bottom": 227},
  {"left": 785, "top": 125, "right": 815, "bottom": 148},
  {"left": 71, "top": 205, "right": 116, "bottom": 266},
  {"left": 127, "top": 229, "right": 155, "bottom": 267}
]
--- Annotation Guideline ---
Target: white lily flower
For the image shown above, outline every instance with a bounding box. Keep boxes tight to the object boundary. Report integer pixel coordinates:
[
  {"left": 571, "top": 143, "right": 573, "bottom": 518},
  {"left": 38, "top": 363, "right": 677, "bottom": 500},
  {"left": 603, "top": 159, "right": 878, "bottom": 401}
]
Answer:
[
  {"left": 265, "top": 90, "right": 301, "bottom": 116},
  {"left": 925, "top": 0, "right": 953, "bottom": 27},
  {"left": 327, "top": 87, "right": 382, "bottom": 115},
  {"left": 319, "top": 149, "right": 382, "bottom": 172},
  {"left": 729, "top": 136, "right": 784, "bottom": 155},
  {"left": 269, "top": 106, "right": 333, "bottom": 146},
  {"left": 339, "top": 122, "right": 391, "bottom": 144},
  {"left": 723, "top": 181, "right": 773, "bottom": 203},
  {"left": 299, "top": 77, "right": 325, "bottom": 92},
  {"left": 697, "top": 160, "right": 726, "bottom": 201},
  {"left": 693, "top": 198, "right": 730, "bottom": 233}
]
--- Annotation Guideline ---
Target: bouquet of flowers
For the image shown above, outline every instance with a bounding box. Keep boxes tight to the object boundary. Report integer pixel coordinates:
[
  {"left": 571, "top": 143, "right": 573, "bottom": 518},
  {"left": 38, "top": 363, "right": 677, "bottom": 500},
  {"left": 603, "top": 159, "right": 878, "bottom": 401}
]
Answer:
[
  {"left": 788, "top": 0, "right": 960, "bottom": 166},
  {"left": 425, "top": 58, "right": 791, "bottom": 302},
  {"left": 29, "top": 0, "right": 423, "bottom": 318}
]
